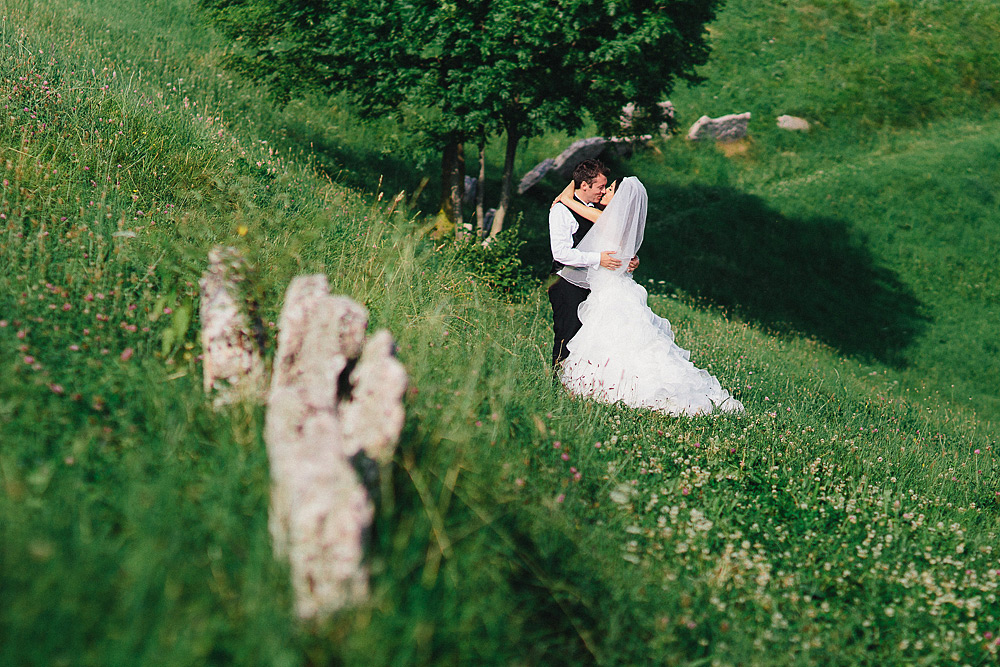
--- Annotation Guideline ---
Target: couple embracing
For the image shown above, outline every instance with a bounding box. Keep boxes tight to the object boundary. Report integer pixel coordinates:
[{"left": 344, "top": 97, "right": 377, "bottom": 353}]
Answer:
[{"left": 547, "top": 159, "right": 743, "bottom": 417}]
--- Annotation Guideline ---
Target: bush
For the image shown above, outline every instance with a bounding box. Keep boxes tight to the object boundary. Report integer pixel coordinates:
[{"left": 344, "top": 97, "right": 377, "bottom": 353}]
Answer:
[{"left": 452, "top": 217, "right": 538, "bottom": 300}]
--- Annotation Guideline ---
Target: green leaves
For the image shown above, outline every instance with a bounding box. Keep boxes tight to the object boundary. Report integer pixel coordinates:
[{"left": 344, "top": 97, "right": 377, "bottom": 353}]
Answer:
[
  {"left": 199, "top": 0, "right": 723, "bottom": 144},
  {"left": 160, "top": 299, "right": 193, "bottom": 359}
]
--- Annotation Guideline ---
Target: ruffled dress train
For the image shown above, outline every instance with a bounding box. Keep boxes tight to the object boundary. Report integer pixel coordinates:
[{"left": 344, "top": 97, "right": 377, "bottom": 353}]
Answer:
[{"left": 560, "top": 271, "right": 744, "bottom": 417}]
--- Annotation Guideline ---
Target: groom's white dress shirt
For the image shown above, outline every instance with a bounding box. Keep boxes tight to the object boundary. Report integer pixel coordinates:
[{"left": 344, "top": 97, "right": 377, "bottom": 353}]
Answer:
[{"left": 549, "top": 199, "right": 600, "bottom": 288}]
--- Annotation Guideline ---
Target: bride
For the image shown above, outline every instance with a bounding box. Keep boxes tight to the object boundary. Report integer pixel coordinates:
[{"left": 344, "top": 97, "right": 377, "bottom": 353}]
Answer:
[{"left": 554, "top": 176, "right": 744, "bottom": 417}]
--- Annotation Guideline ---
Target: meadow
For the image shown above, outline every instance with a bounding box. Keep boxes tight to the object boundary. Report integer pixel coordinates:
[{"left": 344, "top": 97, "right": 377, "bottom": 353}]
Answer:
[{"left": 2, "top": 0, "right": 999, "bottom": 665}]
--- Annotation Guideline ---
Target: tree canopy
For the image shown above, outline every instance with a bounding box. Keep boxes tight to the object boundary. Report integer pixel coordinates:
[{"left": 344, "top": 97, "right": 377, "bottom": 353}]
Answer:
[{"left": 200, "top": 0, "right": 723, "bottom": 233}]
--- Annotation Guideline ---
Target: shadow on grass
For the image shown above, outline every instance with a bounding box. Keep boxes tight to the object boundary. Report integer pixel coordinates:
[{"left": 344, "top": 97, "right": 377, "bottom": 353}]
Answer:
[
  {"left": 519, "top": 178, "right": 926, "bottom": 366},
  {"left": 343, "top": 421, "right": 654, "bottom": 665},
  {"left": 279, "top": 114, "right": 925, "bottom": 365},
  {"left": 281, "top": 119, "right": 442, "bottom": 213},
  {"left": 641, "top": 181, "right": 926, "bottom": 365}
]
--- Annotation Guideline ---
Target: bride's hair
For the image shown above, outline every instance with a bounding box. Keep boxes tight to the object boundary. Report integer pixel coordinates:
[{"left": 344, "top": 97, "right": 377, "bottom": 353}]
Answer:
[
  {"left": 572, "top": 159, "right": 610, "bottom": 188},
  {"left": 599, "top": 178, "right": 622, "bottom": 207}
]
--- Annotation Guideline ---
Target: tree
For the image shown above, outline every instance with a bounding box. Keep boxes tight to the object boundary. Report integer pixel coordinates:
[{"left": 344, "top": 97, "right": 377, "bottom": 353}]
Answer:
[{"left": 200, "top": 0, "right": 722, "bottom": 236}]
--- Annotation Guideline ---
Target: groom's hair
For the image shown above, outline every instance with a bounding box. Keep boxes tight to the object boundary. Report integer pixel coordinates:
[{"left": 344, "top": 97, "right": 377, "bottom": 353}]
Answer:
[{"left": 572, "top": 159, "right": 610, "bottom": 188}]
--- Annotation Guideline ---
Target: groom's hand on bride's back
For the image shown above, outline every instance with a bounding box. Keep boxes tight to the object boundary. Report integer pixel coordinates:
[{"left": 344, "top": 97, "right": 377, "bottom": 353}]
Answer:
[
  {"left": 627, "top": 256, "right": 639, "bottom": 273},
  {"left": 600, "top": 251, "right": 622, "bottom": 269}
]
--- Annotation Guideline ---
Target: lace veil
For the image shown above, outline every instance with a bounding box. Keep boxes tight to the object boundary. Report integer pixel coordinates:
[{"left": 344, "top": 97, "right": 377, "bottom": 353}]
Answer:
[{"left": 561, "top": 176, "right": 648, "bottom": 289}]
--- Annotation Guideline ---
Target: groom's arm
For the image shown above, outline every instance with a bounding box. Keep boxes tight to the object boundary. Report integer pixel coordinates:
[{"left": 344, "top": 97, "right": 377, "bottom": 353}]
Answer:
[{"left": 549, "top": 205, "right": 601, "bottom": 269}]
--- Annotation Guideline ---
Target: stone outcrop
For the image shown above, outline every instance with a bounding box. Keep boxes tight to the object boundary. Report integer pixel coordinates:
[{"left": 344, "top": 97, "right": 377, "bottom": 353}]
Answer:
[
  {"left": 777, "top": 115, "right": 810, "bottom": 131},
  {"left": 687, "top": 112, "right": 752, "bottom": 142},
  {"left": 517, "top": 136, "right": 620, "bottom": 194},
  {"left": 517, "top": 158, "right": 556, "bottom": 195},
  {"left": 199, "top": 246, "right": 265, "bottom": 407},
  {"left": 552, "top": 137, "right": 609, "bottom": 180},
  {"left": 264, "top": 275, "right": 407, "bottom": 620}
]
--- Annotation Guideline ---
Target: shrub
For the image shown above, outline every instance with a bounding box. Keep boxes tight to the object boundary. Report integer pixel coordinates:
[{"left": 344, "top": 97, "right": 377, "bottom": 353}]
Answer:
[{"left": 452, "top": 217, "right": 538, "bottom": 300}]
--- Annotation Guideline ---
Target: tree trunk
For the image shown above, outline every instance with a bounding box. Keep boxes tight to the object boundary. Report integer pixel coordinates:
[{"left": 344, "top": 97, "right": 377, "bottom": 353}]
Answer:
[
  {"left": 489, "top": 128, "right": 519, "bottom": 239},
  {"left": 475, "top": 143, "right": 486, "bottom": 237},
  {"left": 434, "top": 138, "right": 464, "bottom": 239}
]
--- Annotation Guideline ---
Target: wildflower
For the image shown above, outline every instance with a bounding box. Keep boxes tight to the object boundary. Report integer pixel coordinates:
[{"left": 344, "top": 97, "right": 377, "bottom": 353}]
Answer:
[
  {"left": 555, "top": 494, "right": 565, "bottom": 504},
  {"left": 49, "top": 384, "right": 64, "bottom": 394},
  {"left": 120, "top": 348, "right": 134, "bottom": 361}
]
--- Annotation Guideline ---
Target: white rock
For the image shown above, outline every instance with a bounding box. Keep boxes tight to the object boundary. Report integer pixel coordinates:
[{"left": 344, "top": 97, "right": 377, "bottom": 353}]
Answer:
[
  {"left": 265, "top": 275, "right": 407, "bottom": 620},
  {"left": 340, "top": 330, "right": 407, "bottom": 463},
  {"left": 199, "top": 246, "right": 265, "bottom": 407},
  {"left": 777, "top": 115, "right": 810, "bottom": 131}
]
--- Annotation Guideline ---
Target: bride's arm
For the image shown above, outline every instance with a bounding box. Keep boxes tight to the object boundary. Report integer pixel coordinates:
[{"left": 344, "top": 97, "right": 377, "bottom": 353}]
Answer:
[
  {"left": 552, "top": 182, "right": 602, "bottom": 223},
  {"left": 551, "top": 181, "right": 574, "bottom": 208}
]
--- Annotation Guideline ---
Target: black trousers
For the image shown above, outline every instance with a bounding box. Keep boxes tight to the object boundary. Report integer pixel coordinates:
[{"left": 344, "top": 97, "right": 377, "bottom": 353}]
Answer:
[{"left": 548, "top": 277, "right": 591, "bottom": 366}]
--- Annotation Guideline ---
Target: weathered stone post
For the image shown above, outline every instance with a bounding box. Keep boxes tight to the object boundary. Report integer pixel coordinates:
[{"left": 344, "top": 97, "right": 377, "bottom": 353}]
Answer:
[
  {"left": 199, "top": 246, "right": 265, "bottom": 407},
  {"left": 264, "top": 274, "right": 407, "bottom": 620}
]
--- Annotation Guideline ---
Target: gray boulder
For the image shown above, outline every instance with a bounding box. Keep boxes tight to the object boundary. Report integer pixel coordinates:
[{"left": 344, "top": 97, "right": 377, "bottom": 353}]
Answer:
[
  {"left": 687, "top": 112, "right": 752, "bottom": 142},
  {"left": 552, "top": 137, "right": 609, "bottom": 179},
  {"left": 517, "top": 158, "right": 556, "bottom": 195}
]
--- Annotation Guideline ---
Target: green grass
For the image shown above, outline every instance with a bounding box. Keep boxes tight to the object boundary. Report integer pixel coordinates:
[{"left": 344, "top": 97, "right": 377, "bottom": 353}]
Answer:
[{"left": 3, "top": 0, "right": 1000, "bottom": 665}]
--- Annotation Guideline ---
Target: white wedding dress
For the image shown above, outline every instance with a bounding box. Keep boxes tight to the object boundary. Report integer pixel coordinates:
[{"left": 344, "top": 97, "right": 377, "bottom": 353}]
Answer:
[{"left": 559, "top": 178, "right": 744, "bottom": 417}]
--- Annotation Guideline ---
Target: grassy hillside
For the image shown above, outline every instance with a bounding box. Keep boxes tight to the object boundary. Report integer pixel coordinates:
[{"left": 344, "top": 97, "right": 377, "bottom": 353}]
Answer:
[
  {"left": 511, "top": 0, "right": 1000, "bottom": 426},
  {"left": 647, "top": 0, "right": 1000, "bottom": 425},
  {"left": 2, "top": 0, "right": 1000, "bottom": 665}
]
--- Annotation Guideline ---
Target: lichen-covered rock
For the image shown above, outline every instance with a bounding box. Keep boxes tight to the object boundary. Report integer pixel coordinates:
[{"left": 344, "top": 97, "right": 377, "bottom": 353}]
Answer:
[
  {"left": 199, "top": 246, "right": 265, "bottom": 407},
  {"left": 264, "top": 274, "right": 406, "bottom": 620},
  {"left": 687, "top": 112, "right": 752, "bottom": 142}
]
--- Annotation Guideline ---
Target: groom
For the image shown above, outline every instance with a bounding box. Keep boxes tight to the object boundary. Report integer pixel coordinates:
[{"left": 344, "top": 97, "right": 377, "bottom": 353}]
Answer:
[{"left": 548, "top": 159, "right": 637, "bottom": 367}]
